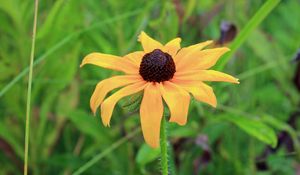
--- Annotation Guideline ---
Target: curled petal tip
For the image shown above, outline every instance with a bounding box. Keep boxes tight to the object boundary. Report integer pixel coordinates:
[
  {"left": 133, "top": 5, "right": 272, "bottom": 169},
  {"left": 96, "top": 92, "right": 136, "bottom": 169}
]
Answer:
[
  {"left": 138, "top": 31, "right": 146, "bottom": 42},
  {"left": 199, "top": 40, "right": 214, "bottom": 49},
  {"left": 148, "top": 142, "right": 159, "bottom": 148},
  {"left": 217, "top": 47, "right": 230, "bottom": 54},
  {"left": 103, "top": 122, "right": 110, "bottom": 127},
  {"left": 206, "top": 40, "right": 214, "bottom": 45},
  {"left": 211, "top": 102, "right": 217, "bottom": 108},
  {"left": 90, "top": 103, "right": 96, "bottom": 115},
  {"left": 152, "top": 145, "right": 159, "bottom": 149},
  {"left": 223, "top": 47, "right": 231, "bottom": 52},
  {"left": 169, "top": 119, "right": 186, "bottom": 126},
  {"left": 80, "top": 54, "right": 91, "bottom": 67}
]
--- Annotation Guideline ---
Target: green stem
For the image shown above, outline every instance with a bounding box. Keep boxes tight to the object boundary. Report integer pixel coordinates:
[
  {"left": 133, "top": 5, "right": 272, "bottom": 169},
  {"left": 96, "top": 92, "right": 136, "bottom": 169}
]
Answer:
[
  {"left": 160, "top": 117, "right": 169, "bottom": 175},
  {"left": 24, "top": 0, "right": 39, "bottom": 175}
]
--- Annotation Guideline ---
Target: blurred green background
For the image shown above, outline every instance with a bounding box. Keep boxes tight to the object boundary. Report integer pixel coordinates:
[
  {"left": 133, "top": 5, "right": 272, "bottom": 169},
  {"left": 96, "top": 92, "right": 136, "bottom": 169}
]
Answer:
[{"left": 1, "top": 0, "right": 300, "bottom": 174}]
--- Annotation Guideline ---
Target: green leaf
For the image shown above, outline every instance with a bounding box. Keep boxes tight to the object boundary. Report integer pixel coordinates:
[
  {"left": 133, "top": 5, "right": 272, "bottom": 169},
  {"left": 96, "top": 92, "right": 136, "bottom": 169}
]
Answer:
[
  {"left": 220, "top": 115, "right": 278, "bottom": 148},
  {"left": 67, "top": 110, "right": 111, "bottom": 144},
  {"left": 136, "top": 143, "right": 160, "bottom": 166},
  {"left": 262, "top": 114, "right": 300, "bottom": 151},
  {"left": 168, "top": 123, "right": 197, "bottom": 137},
  {"left": 37, "top": 0, "right": 65, "bottom": 39},
  {"left": 0, "top": 122, "right": 23, "bottom": 158},
  {"left": 120, "top": 91, "right": 143, "bottom": 113}
]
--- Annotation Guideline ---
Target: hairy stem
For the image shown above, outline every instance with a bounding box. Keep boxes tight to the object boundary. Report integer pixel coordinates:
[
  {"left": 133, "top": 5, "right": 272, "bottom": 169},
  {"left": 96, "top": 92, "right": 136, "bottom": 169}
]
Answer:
[{"left": 160, "top": 117, "right": 169, "bottom": 175}]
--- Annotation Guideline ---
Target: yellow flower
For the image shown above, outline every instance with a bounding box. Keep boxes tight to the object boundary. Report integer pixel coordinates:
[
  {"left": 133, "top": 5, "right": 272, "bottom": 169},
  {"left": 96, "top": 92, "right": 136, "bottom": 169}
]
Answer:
[{"left": 80, "top": 31, "right": 239, "bottom": 148}]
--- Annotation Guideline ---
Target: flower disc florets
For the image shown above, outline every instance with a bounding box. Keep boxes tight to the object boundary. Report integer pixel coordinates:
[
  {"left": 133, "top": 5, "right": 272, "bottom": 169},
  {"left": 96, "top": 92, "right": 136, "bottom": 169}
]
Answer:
[{"left": 139, "top": 49, "right": 176, "bottom": 82}]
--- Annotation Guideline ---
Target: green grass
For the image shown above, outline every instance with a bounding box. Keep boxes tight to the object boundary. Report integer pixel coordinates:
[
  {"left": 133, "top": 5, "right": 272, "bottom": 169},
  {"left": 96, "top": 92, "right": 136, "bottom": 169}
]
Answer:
[
  {"left": 72, "top": 128, "right": 141, "bottom": 175},
  {"left": 216, "top": 0, "right": 281, "bottom": 70},
  {"left": 1, "top": 0, "right": 300, "bottom": 174},
  {"left": 24, "top": 0, "right": 39, "bottom": 174}
]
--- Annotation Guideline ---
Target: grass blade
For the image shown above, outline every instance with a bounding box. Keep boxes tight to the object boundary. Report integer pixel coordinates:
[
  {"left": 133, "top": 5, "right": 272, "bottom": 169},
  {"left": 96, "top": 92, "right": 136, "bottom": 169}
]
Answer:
[{"left": 216, "top": 0, "right": 281, "bottom": 70}]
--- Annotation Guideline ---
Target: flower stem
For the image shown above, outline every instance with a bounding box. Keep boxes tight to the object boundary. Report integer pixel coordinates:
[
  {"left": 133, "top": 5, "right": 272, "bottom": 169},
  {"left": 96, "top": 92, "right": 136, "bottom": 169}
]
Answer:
[
  {"left": 160, "top": 117, "right": 169, "bottom": 175},
  {"left": 24, "top": 0, "right": 39, "bottom": 174}
]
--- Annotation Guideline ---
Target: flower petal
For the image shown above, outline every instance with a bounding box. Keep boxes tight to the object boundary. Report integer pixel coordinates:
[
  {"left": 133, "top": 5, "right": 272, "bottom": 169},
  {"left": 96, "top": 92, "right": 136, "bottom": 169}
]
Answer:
[
  {"left": 174, "top": 40, "right": 213, "bottom": 65},
  {"left": 140, "top": 83, "right": 163, "bottom": 148},
  {"left": 101, "top": 81, "right": 147, "bottom": 126},
  {"left": 138, "top": 31, "right": 163, "bottom": 53},
  {"left": 90, "top": 75, "right": 142, "bottom": 114},
  {"left": 163, "top": 38, "right": 181, "bottom": 57},
  {"left": 175, "top": 70, "right": 239, "bottom": 84},
  {"left": 81, "top": 53, "right": 139, "bottom": 74},
  {"left": 123, "top": 51, "right": 144, "bottom": 67},
  {"left": 159, "top": 81, "right": 190, "bottom": 126},
  {"left": 171, "top": 80, "right": 217, "bottom": 107},
  {"left": 177, "top": 47, "right": 230, "bottom": 71}
]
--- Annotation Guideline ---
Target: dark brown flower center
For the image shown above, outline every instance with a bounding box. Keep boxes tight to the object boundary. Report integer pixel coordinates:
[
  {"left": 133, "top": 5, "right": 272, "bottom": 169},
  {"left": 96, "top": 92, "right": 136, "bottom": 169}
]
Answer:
[{"left": 139, "top": 49, "right": 176, "bottom": 82}]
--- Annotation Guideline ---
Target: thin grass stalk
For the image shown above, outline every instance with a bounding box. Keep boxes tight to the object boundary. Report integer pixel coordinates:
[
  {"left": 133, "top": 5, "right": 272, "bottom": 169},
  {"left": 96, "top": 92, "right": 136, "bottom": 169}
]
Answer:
[{"left": 24, "top": 0, "right": 39, "bottom": 174}]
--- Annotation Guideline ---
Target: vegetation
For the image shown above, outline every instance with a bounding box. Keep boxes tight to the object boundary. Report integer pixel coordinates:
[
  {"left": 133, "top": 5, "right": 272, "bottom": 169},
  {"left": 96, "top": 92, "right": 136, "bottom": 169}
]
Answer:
[{"left": 1, "top": 0, "right": 300, "bottom": 174}]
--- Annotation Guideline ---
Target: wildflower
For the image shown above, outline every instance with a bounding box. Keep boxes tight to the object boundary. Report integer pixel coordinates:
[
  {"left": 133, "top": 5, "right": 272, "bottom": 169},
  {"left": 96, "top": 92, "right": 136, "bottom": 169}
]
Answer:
[{"left": 80, "top": 31, "right": 239, "bottom": 148}]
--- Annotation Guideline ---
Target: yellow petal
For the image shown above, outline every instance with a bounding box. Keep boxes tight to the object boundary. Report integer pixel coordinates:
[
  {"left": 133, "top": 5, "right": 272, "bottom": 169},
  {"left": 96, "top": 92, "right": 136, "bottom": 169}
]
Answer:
[
  {"left": 81, "top": 53, "right": 139, "bottom": 74},
  {"left": 163, "top": 38, "right": 181, "bottom": 57},
  {"left": 171, "top": 80, "right": 217, "bottom": 107},
  {"left": 175, "top": 70, "right": 239, "bottom": 84},
  {"left": 138, "top": 31, "right": 163, "bottom": 53},
  {"left": 140, "top": 83, "right": 163, "bottom": 148},
  {"left": 123, "top": 51, "right": 144, "bottom": 67},
  {"left": 90, "top": 75, "right": 142, "bottom": 114},
  {"left": 101, "top": 81, "right": 147, "bottom": 126},
  {"left": 159, "top": 81, "right": 190, "bottom": 126},
  {"left": 174, "top": 40, "right": 213, "bottom": 64},
  {"left": 176, "top": 47, "right": 230, "bottom": 71}
]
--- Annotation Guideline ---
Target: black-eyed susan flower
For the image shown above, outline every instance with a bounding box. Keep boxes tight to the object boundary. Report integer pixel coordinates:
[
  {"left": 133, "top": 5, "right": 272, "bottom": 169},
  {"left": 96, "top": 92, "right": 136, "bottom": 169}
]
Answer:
[{"left": 80, "top": 31, "right": 239, "bottom": 148}]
